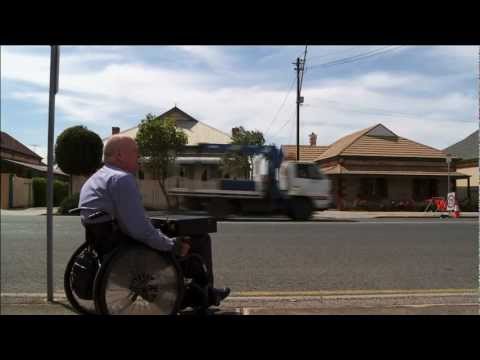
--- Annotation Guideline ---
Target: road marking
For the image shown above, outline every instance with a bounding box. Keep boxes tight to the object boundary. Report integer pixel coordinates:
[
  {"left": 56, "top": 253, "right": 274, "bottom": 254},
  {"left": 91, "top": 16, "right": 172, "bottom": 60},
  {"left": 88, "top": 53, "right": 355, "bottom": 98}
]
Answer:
[
  {"left": 2, "top": 288, "right": 477, "bottom": 299},
  {"left": 231, "top": 289, "right": 478, "bottom": 297},
  {"left": 220, "top": 221, "right": 477, "bottom": 225}
]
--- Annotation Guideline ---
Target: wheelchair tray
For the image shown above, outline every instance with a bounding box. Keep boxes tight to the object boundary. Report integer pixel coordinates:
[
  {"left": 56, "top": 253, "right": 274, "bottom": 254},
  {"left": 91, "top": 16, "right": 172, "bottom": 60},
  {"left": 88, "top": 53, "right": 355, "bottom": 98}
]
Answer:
[{"left": 150, "top": 215, "right": 217, "bottom": 237}]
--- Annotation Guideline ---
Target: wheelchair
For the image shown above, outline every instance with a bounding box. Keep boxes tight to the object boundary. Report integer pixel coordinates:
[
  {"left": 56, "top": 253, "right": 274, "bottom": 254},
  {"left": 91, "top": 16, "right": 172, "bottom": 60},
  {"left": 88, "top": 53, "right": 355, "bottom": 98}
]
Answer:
[{"left": 64, "top": 209, "right": 217, "bottom": 315}]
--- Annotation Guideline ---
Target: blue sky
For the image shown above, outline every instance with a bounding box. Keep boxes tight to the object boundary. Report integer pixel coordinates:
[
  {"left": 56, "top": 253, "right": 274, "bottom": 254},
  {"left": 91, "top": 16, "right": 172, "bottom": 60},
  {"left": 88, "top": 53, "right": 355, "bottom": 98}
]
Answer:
[{"left": 1, "top": 45, "right": 478, "bottom": 161}]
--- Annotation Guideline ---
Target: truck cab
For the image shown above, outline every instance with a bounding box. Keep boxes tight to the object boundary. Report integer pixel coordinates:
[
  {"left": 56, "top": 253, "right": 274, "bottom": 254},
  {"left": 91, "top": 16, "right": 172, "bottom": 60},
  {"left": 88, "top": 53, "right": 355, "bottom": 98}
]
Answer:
[{"left": 278, "top": 161, "right": 331, "bottom": 210}]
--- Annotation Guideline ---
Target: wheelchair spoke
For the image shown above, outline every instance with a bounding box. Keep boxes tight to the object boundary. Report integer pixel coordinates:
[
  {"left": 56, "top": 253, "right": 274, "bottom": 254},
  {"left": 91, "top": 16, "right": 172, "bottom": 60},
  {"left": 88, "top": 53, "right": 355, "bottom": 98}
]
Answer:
[{"left": 101, "top": 245, "right": 181, "bottom": 315}]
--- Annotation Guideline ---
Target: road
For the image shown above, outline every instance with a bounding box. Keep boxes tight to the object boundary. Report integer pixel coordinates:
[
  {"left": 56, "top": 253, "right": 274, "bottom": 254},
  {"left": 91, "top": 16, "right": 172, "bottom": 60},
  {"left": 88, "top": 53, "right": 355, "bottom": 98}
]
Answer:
[{"left": 1, "top": 215, "right": 478, "bottom": 295}]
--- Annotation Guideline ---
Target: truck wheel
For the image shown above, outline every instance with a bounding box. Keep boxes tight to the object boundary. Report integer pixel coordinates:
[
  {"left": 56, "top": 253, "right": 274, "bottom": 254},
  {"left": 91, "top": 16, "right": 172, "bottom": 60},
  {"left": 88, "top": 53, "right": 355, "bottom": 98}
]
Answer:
[
  {"left": 288, "top": 197, "right": 313, "bottom": 221},
  {"left": 206, "top": 198, "right": 232, "bottom": 220}
]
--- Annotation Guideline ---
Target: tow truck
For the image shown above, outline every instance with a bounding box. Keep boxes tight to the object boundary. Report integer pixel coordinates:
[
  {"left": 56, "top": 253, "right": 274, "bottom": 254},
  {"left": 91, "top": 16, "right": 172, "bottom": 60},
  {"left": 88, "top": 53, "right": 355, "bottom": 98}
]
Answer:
[{"left": 168, "top": 143, "right": 332, "bottom": 220}]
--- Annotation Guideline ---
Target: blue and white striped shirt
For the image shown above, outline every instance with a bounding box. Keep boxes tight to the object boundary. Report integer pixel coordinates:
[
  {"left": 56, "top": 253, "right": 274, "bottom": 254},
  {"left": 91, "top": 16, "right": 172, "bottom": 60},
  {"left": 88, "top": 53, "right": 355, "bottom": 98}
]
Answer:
[{"left": 78, "top": 164, "right": 174, "bottom": 251}]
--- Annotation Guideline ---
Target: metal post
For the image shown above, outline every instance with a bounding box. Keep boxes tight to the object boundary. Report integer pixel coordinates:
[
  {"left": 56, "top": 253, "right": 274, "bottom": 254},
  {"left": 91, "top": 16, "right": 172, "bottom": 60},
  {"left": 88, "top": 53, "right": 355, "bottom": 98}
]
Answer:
[
  {"left": 447, "top": 161, "right": 450, "bottom": 196},
  {"left": 47, "top": 45, "right": 60, "bottom": 302},
  {"left": 296, "top": 57, "right": 300, "bottom": 161}
]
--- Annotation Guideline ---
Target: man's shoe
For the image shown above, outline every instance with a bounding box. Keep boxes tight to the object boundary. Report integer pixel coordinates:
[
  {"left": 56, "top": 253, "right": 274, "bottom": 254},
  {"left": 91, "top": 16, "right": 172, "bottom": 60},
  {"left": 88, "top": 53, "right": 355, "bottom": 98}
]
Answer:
[{"left": 210, "top": 287, "right": 231, "bottom": 306}]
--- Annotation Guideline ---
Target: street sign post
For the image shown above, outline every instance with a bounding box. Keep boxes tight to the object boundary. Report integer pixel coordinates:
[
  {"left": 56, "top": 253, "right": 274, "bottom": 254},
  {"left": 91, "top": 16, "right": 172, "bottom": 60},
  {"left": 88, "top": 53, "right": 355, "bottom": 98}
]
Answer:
[{"left": 46, "top": 45, "right": 60, "bottom": 302}]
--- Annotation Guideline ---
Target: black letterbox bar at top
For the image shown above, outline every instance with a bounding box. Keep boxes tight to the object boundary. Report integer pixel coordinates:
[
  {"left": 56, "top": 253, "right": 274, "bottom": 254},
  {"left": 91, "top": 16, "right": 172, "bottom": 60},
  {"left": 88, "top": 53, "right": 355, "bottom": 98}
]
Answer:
[{"left": 150, "top": 216, "right": 217, "bottom": 237}]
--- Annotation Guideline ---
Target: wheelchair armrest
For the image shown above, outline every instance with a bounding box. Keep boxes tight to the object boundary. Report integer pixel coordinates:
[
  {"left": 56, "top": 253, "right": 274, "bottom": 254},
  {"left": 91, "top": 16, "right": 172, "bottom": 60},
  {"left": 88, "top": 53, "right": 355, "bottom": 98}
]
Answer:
[{"left": 87, "top": 210, "right": 110, "bottom": 220}]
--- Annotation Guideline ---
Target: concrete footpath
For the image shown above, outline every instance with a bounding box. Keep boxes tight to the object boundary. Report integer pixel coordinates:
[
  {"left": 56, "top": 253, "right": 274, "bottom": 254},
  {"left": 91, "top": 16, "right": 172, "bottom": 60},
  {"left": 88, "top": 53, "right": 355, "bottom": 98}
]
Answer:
[
  {"left": 2, "top": 290, "right": 478, "bottom": 315},
  {"left": 2, "top": 207, "right": 477, "bottom": 220}
]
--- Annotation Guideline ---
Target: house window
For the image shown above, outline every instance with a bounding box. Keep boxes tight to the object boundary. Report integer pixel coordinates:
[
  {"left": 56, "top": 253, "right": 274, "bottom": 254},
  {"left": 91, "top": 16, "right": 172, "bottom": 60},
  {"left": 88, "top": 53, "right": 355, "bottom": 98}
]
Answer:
[
  {"left": 359, "top": 178, "right": 388, "bottom": 199},
  {"left": 413, "top": 179, "right": 438, "bottom": 200}
]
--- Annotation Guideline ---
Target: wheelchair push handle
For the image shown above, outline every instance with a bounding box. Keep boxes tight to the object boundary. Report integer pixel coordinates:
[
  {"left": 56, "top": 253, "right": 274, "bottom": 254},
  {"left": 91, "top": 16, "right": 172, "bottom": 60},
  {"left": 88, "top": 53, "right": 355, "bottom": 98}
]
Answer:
[{"left": 69, "top": 207, "right": 111, "bottom": 221}]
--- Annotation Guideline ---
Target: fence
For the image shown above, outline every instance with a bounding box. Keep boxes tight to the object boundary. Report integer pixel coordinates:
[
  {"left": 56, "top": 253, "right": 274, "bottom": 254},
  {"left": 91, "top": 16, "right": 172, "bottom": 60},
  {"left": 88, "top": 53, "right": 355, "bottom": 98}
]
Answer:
[
  {"left": 0, "top": 174, "right": 34, "bottom": 209},
  {"left": 138, "top": 177, "right": 218, "bottom": 210}
]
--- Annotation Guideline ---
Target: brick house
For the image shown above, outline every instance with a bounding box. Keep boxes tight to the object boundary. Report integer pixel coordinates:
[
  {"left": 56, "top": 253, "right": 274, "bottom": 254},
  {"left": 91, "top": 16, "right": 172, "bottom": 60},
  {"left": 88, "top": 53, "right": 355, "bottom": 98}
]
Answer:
[{"left": 282, "top": 124, "right": 468, "bottom": 210}]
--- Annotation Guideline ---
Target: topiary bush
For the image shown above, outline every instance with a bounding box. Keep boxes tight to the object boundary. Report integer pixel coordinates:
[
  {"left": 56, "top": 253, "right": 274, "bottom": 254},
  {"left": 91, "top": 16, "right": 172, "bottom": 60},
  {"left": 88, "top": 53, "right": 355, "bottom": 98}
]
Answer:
[
  {"left": 58, "top": 192, "right": 80, "bottom": 215},
  {"left": 55, "top": 126, "right": 103, "bottom": 176}
]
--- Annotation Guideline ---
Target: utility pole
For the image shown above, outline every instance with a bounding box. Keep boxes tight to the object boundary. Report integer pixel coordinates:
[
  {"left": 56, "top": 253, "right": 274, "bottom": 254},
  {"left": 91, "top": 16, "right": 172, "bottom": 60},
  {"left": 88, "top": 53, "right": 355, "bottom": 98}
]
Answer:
[
  {"left": 296, "top": 57, "right": 301, "bottom": 161},
  {"left": 294, "top": 45, "right": 307, "bottom": 161}
]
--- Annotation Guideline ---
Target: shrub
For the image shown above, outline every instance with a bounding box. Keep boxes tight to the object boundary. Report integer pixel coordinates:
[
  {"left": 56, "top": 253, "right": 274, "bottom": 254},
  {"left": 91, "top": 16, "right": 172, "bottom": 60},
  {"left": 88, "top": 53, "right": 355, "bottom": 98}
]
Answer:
[
  {"left": 32, "top": 177, "right": 47, "bottom": 207},
  {"left": 58, "top": 193, "right": 80, "bottom": 215},
  {"left": 33, "top": 178, "right": 70, "bottom": 207},
  {"left": 53, "top": 180, "right": 69, "bottom": 206}
]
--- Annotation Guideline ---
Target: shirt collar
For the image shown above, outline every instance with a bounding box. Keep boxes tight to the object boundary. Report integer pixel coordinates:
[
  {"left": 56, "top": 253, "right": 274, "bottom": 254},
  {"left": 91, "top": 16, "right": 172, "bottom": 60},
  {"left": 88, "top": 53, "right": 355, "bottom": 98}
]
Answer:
[{"left": 104, "top": 163, "right": 128, "bottom": 173}]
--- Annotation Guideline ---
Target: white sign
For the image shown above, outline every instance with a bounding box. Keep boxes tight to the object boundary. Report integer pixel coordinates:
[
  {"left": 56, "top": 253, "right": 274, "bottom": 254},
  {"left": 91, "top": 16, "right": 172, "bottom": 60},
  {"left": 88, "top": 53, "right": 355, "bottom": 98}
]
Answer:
[{"left": 447, "top": 192, "right": 456, "bottom": 211}]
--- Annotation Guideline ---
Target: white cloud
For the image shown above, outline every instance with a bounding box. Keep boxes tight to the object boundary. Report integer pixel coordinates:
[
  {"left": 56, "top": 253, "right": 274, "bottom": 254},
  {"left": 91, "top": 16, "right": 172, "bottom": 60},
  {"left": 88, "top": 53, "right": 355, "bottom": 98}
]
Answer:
[{"left": 175, "top": 46, "right": 235, "bottom": 72}]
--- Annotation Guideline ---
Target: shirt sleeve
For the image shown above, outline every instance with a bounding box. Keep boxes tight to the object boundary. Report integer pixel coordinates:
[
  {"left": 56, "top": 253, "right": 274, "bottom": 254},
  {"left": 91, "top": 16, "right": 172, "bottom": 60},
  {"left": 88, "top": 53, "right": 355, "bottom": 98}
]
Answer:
[{"left": 109, "top": 174, "right": 174, "bottom": 251}]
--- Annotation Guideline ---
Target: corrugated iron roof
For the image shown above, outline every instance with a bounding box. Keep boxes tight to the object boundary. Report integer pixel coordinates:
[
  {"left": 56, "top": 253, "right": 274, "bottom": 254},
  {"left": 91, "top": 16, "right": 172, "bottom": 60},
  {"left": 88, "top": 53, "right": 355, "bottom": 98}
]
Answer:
[{"left": 443, "top": 130, "right": 479, "bottom": 160}]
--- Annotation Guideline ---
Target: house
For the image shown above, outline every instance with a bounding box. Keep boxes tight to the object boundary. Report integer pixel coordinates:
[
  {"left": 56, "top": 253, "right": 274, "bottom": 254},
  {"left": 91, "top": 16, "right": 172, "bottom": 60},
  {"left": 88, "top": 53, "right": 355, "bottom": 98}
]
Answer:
[
  {"left": 444, "top": 130, "right": 478, "bottom": 206},
  {"left": 1, "top": 131, "right": 67, "bottom": 208},
  {"left": 72, "top": 106, "right": 233, "bottom": 209},
  {"left": 283, "top": 124, "right": 468, "bottom": 210}
]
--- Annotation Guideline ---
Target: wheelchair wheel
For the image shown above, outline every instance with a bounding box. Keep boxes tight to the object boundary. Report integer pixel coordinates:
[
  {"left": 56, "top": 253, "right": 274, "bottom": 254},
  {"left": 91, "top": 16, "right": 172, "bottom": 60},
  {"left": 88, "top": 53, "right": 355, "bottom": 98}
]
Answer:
[
  {"left": 94, "top": 244, "right": 183, "bottom": 315},
  {"left": 64, "top": 242, "right": 99, "bottom": 315}
]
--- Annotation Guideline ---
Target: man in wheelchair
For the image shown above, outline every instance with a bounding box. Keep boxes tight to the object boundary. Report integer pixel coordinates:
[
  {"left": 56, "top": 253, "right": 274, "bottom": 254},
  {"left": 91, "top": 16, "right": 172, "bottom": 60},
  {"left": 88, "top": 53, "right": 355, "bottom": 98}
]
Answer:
[{"left": 78, "top": 135, "right": 230, "bottom": 311}]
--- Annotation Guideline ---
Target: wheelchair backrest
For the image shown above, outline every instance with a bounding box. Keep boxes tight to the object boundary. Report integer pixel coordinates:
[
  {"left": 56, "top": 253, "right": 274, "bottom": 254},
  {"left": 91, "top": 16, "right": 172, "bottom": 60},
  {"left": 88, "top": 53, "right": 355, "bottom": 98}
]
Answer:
[{"left": 84, "top": 220, "right": 128, "bottom": 259}]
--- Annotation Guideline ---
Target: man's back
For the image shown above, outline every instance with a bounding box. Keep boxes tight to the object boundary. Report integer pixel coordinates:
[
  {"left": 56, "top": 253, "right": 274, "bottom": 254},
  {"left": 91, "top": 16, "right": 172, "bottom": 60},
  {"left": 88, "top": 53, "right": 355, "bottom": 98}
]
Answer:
[{"left": 79, "top": 164, "right": 173, "bottom": 251}]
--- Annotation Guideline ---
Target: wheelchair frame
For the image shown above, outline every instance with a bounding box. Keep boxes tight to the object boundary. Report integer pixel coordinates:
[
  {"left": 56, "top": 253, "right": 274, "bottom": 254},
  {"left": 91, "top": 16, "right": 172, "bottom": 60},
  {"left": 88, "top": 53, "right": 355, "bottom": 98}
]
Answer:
[{"left": 64, "top": 209, "right": 217, "bottom": 315}]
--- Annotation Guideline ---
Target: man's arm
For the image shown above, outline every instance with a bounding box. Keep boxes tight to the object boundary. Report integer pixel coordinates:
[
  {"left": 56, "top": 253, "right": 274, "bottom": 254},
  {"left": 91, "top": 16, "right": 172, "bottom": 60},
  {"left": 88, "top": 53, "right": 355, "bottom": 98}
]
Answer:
[{"left": 109, "top": 174, "right": 174, "bottom": 251}]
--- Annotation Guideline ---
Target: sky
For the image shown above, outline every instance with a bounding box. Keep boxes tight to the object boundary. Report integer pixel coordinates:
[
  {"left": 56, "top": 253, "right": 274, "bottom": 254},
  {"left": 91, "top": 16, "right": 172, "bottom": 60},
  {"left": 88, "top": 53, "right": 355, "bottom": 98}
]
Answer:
[{"left": 1, "top": 45, "right": 478, "bottom": 162}]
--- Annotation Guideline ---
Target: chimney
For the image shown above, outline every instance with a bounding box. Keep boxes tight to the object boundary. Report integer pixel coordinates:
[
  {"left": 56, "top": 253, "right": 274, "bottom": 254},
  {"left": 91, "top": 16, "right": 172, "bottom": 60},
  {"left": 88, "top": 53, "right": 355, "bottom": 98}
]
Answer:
[
  {"left": 112, "top": 127, "right": 120, "bottom": 135},
  {"left": 309, "top": 132, "right": 317, "bottom": 146},
  {"left": 232, "top": 127, "right": 240, "bottom": 138}
]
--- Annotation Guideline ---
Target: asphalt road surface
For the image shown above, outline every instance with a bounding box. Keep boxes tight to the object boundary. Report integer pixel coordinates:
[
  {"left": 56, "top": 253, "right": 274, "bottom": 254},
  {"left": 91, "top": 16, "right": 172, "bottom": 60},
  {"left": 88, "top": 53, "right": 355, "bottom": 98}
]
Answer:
[{"left": 1, "top": 215, "right": 477, "bottom": 294}]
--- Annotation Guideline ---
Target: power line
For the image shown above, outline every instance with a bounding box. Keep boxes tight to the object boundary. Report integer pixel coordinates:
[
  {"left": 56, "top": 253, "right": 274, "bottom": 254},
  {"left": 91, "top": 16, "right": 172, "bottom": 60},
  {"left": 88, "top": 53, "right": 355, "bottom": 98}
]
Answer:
[
  {"left": 306, "top": 46, "right": 404, "bottom": 70},
  {"left": 307, "top": 46, "right": 381, "bottom": 63},
  {"left": 304, "top": 100, "right": 422, "bottom": 118},
  {"left": 304, "top": 101, "right": 476, "bottom": 123},
  {"left": 271, "top": 108, "right": 297, "bottom": 138},
  {"left": 264, "top": 75, "right": 296, "bottom": 135},
  {"left": 307, "top": 46, "right": 396, "bottom": 69}
]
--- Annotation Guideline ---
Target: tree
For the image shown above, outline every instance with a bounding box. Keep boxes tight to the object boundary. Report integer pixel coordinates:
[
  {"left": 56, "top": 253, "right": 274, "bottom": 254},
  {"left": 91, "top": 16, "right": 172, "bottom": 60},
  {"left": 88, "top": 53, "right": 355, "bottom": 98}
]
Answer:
[
  {"left": 221, "top": 126, "right": 265, "bottom": 179},
  {"left": 55, "top": 126, "right": 104, "bottom": 195},
  {"left": 136, "top": 113, "right": 188, "bottom": 209}
]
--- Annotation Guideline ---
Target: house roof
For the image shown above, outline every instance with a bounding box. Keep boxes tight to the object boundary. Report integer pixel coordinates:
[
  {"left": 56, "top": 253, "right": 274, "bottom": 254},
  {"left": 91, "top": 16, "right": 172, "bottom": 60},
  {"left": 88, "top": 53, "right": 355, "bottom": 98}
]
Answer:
[
  {"left": 443, "top": 130, "right": 479, "bottom": 161},
  {"left": 2, "top": 159, "right": 67, "bottom": 176},
  {"left": 103, "top": 106, "right": 232, "bottom": 145},
  {"left": 316, "top": 124, "right": 448, "bottom": 161},
  {"left": 0, "top": 131, "right": 43, "bottom": 161},
  {"left": 281, "top": 145, "right": 329, "bottom": 161}
]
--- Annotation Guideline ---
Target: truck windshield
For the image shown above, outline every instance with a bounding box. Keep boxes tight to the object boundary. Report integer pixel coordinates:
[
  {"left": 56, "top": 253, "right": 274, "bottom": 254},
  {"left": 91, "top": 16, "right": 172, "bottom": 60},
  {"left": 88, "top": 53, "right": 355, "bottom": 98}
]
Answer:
[{"left": 296, "top": 164, "right": 324, "bottom": 180}]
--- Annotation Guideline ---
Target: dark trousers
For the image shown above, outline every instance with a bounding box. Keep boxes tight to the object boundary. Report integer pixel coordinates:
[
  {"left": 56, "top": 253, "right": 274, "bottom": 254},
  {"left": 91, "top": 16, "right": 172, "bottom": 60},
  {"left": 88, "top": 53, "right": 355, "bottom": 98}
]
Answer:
[{"left": 188, "top": 234, "right": 214, "bottom": 287}]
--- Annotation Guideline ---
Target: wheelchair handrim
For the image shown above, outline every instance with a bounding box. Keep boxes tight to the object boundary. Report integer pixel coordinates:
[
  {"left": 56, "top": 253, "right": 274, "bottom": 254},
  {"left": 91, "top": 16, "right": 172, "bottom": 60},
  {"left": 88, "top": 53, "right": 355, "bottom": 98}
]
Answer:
[
  {"left": 97, "top": 245, "right": 182, "bottom": 315},
  {"left": 64, "top": 242, "right": 98, "bottom": 315}
]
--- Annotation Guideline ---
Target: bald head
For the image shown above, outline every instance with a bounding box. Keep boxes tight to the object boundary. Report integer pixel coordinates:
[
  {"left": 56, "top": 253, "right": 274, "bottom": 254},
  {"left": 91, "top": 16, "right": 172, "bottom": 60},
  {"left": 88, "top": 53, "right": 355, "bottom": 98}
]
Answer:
[{"left": 104, "top": 135, "right": 139, "bottom": 173}]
